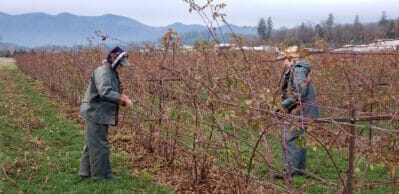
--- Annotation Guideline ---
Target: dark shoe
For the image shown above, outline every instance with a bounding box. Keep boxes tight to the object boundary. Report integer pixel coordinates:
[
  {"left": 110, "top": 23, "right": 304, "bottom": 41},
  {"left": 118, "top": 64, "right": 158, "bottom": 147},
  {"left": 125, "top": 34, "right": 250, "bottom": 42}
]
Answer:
[
  {"left": 293, "top": 171, "right": 305, "bottom": 176},
  {"left": 274, "top": 171, "right": 306, "bottom": 180},
  {"left": 294, "top": 171, "right": 312, "bottom": 178},
  {"left": 106, "top": 175, "right": 121, "bottom": 180},
  {"left": 274, "top": 173, "right": 286, "bottom": 180},
  {"left": 79, "top": 176, "right": 89, "bottom": 182}
]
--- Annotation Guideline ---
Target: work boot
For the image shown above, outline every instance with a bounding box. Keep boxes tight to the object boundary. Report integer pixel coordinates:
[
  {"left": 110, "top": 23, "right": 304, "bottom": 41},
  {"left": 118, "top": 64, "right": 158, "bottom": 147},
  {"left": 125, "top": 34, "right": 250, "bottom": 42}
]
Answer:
[
  {"left": 274, "top": 171, "right": 306, "bottom": 179},
  {"left": 106, "top": 175, "right": 122, "bottom": 180},
  {"left": 274, "top": 173, "right": 286, "bottom": 180},
  {"left": 79, "top": 175, "right": 89, "bottom": 182}
]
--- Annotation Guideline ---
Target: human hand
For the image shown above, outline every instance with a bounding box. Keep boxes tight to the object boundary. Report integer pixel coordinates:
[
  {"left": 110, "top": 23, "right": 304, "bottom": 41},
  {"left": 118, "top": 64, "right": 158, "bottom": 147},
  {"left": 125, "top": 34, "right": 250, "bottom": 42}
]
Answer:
[
  {"left": 125, "top": 98, "right": 133, "bottom": 108},
  {"left": 121, "top": 94, "right": 133, "bottom": 108}
]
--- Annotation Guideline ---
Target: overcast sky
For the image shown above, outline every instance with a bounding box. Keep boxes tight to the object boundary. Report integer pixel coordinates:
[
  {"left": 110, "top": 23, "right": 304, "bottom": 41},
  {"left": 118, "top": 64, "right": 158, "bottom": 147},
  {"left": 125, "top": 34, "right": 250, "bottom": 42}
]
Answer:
[{"left": 1, "top": 0, "right": 399, "bottom": 27}]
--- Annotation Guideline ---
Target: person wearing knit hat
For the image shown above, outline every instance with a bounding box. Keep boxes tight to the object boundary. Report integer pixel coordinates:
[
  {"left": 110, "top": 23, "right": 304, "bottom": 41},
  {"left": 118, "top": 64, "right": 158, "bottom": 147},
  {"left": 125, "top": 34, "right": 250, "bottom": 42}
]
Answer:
[
  {"left": 78, "top": 46, "right": 133, "bottom": 181},
  {"left": 106, "top": 46, "right": 131, "bottom": 68},
  {"left": 275, "top": 45, "right": 320, "bottom": 179}
]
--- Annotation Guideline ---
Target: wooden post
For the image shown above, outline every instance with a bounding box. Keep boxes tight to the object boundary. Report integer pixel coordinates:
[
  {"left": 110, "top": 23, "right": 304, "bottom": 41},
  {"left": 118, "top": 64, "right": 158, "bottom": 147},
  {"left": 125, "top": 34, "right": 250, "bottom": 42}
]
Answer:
[
  {"left": 369, "top": 102, "right": 373, "bottom": 146},
  {"left": 158, "top": 78, "right": 163, "bottom": 155},
  {"left": 347, "top": 108, "right": 356, "bottom": 194}
]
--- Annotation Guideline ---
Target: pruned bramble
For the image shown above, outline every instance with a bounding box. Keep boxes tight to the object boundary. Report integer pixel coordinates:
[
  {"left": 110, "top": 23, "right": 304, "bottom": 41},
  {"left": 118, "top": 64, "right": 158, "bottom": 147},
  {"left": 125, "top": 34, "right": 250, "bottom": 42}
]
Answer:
[
  {"left": 15, "top": 41, "right": 399, "bottom": 193},
  {"left": 14, "top": 1, "right": 399, "bottom": 193}
]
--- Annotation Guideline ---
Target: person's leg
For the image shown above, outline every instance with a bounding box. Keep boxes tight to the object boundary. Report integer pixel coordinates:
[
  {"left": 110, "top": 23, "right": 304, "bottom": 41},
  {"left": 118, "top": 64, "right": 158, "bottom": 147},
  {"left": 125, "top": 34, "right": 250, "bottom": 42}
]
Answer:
[
  {"left": 297, "top": 134, "right": 307, "bottom": 174},
  {"left": 283, "top": 125, "right": 305, "bottom": 175},
  {"left": 79, "top": 145, "right": 90, "bottom": 177},
  {"left": 86, "top": 121, "right": 112, "bottom": 180},
  {"left": 282, "top": 124, "right": 290, "bottom": 173},
  {"left": 79, "top": 122, "right": 91, "bottom": 178}
]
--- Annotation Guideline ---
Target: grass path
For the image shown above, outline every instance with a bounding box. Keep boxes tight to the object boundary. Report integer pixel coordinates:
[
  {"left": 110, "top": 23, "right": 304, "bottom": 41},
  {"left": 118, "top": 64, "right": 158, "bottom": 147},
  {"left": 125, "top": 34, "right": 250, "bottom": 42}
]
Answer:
[{"left": 0, "top": 58, "right": 172, "bottom": 193}]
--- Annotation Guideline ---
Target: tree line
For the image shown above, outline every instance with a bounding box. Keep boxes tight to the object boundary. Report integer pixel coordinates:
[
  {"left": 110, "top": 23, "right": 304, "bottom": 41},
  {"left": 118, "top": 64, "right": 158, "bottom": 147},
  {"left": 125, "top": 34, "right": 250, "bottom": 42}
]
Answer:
[{"left": 257, "top": 11, "right": 399, "bottom": 47}]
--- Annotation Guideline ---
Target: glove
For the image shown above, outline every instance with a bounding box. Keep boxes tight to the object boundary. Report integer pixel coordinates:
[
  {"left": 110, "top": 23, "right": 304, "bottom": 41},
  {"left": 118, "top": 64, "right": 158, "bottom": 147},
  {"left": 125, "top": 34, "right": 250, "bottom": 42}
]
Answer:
[{"left": 282, "top": 98, "right": 298, "bottom": 113}]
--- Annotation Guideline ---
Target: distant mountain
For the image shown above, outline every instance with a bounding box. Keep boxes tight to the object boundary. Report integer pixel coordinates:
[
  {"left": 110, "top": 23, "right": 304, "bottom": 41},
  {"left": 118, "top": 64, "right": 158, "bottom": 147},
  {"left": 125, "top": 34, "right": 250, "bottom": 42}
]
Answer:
[
  {"left": 167, "top": 22, "right": 206, "bottom": 33},
  {"left": 0, "top": 12, "right": 256, "bottom": 48}
]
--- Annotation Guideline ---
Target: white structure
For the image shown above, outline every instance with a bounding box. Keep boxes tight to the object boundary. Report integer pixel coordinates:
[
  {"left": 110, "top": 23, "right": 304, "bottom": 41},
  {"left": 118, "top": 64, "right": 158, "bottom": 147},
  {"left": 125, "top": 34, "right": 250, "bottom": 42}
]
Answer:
[
  {"left": 181, "top": 45, "right": 194, "bottom": 51},
  {"left": 253, "top": 45, "right": 279, "bottom": 52},
  {"left": 332, "top": 39, "right": 399, "bottom": 53},
  {"left": 214, "top": 43, "right": 236, "bottom": 50},
  {"left": 213, "top": 43, "right": 279, "bottom": 53}
]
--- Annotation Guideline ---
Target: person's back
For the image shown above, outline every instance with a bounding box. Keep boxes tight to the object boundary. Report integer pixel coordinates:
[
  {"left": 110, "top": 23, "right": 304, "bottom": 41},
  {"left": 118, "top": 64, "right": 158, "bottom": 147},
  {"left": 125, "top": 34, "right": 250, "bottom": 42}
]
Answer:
[{"left": 287, "top": 61, "right": 320, "bottom": 119}]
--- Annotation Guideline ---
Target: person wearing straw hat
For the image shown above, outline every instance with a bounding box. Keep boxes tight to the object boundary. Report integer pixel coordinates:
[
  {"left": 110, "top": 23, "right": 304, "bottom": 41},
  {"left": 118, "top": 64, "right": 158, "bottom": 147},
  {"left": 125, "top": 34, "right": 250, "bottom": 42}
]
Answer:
[
  {"left": 79, "top": 46, "right": 133, "bottom": 181},
  {"left": 274, "top": 45, "right": 320, "bottom": 179}
]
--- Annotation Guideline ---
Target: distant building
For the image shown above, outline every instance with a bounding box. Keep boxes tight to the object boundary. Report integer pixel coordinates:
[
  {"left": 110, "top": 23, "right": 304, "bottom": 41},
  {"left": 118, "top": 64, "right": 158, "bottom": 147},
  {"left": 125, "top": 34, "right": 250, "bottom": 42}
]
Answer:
[
  {"left": 332, "top": 39, "right": 399, "bottom": 53},
  {"left": 252, "top": 45, "right": 279, "bottom": 52},
  {"left": 181, "top": 45, "right": 194, "bottom": 51},
  {"left": 214, "top": 43, "right": 236, "bottom": 50}
]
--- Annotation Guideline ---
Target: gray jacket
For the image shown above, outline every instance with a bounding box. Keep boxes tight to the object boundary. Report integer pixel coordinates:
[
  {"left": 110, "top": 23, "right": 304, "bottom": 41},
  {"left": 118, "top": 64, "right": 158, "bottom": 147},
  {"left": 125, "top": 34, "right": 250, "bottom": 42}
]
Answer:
[
  {"left": 282, "top": 61, "right": 320, "bottom": 119},
  {"left": 80, "top": 62, "right": 122, "bottom": 125}
]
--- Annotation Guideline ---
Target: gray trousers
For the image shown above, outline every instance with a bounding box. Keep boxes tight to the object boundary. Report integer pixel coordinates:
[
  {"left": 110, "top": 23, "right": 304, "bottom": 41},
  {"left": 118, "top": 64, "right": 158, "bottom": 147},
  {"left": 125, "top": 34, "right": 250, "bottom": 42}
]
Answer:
[
  {"left": 79, "top": 120, "right": 112, "bottom": 180},
  {"left": 282, "top": 124, "right": 306, "bottom": 174}
]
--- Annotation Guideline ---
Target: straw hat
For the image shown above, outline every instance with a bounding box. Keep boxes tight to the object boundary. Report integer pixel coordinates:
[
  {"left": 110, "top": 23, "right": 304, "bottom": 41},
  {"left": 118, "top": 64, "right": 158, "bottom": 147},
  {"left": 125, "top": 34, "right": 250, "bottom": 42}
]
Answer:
[{"left": 276, "top": 45, "right": 301, "bottom": 60}]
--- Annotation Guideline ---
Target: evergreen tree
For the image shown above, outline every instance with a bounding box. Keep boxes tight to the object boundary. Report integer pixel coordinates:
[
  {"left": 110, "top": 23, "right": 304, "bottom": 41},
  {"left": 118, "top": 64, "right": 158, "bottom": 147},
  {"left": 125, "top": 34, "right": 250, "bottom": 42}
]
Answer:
[
  {"left": 386, "top": 20, "right": 395, "bottom": 39},
  {"left": 266, "top": 17, "right": 273, "bottom": 40},
  {"left": 379, "top": 11, "right": 388, "bottom": 26},
  {"left": 257, "top": 18, "right": 267, "bottom": 40},
  {"left": 396, "top": 18, "right": 399, "bottom": 38},
  {"left": 353, "top": 15, "right": 364, "bottom": 43},
  {"left": 378, "top": 11, "right": 389, "bottom": 38},
  {"left": 354, "top": 15, "right": 361, "bottom": 26},
  {"left": 327, "top": 13, "right": 335, "bottom": 27},
  {"left": 315, "top": 24, "right": 324, "bottom": 38},
  {"left": 326, "top": 13, "right": 335, "bottom": 41}
]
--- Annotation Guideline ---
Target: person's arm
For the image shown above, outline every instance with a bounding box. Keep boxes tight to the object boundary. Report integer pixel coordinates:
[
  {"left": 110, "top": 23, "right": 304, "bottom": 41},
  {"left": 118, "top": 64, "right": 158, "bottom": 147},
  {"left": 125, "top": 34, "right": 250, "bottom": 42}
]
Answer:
[{"left": 94, "top": 69, "right": 124, "bottom": 105}]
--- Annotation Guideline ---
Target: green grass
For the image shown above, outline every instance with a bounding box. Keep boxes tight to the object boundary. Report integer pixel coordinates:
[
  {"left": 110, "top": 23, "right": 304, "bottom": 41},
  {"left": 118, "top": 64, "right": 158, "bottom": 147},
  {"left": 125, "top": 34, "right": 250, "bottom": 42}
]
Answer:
[
  {"left": 158, "top": 105, "right": 397, "bottom": 193},
  {"left": 0, "top": 62, "right": 173, "bottom": 193},
  {"left": 290, "top": 144, "right": 395, "bottom": 193}
]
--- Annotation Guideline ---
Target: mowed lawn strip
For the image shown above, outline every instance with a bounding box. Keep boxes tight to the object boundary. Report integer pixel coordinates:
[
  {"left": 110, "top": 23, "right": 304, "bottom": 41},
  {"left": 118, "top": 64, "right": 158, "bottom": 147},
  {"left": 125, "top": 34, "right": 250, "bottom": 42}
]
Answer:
[{"left": 0, "top": 59, "right": 173, "bottom": 193}]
